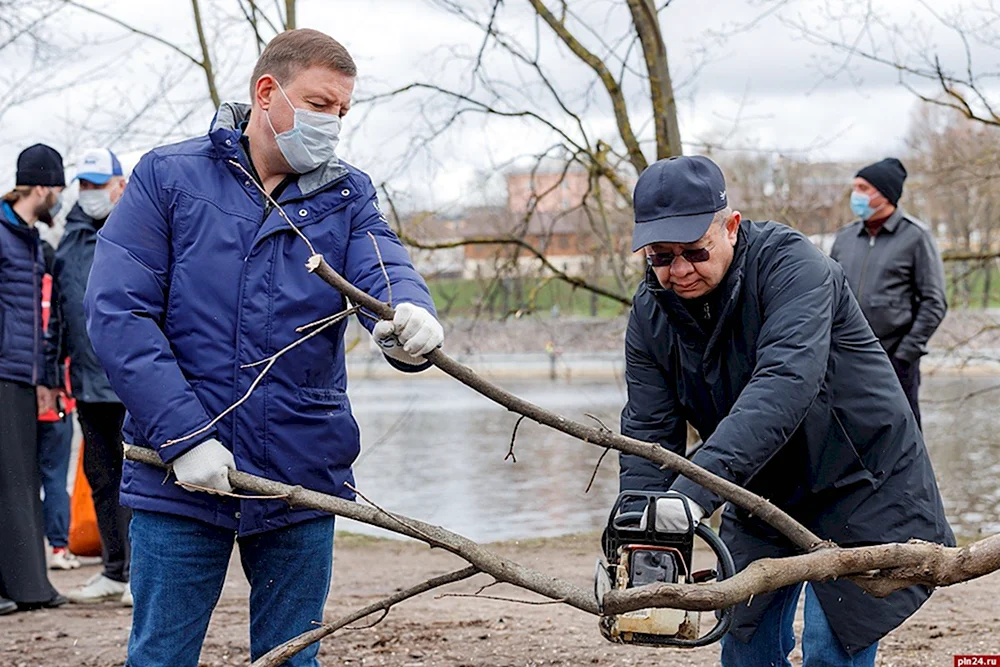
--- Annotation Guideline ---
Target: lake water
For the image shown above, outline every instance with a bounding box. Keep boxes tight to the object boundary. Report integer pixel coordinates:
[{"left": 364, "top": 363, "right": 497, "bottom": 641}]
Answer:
[{"left": 340, "top": 371, "right": 1000, "bottom": 543}]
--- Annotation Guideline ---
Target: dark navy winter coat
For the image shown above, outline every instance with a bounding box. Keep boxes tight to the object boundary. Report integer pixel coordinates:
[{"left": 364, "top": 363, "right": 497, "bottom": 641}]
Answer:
[
  {"left": 85, "top": 103, "right": 436, "bottom": 536},
  {"left": 45, "top": 204, "right": 120, "bottom": 403},
  {"left": 619, "top": 220, "right": 954, "bottom": 654},
  {"left": 0, "top": 201, "right": 46, "bottom": 387}
]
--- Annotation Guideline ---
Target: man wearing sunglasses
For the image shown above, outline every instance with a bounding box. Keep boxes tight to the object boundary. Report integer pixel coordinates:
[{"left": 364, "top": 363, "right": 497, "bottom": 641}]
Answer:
[{"left": 617, "top": 155, "right": 953, "bottom": 666}]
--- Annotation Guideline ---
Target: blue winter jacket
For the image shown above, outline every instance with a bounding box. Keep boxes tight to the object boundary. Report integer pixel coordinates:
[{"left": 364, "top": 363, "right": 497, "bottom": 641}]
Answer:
[
  {"left": 84, "top": 103, "right": 437, "bottom": 535},
  {"left": 0, "top": 201, "right": 46, "bottom": 387}
]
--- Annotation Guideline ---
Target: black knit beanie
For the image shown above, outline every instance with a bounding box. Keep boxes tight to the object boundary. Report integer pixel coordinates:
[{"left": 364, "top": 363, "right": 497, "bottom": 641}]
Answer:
[
  {"left": 16, "top": 144, "right": 65, "bottom": 187},
  {"left": 856, "top": 158, "right": 906, "bottom": 206}
]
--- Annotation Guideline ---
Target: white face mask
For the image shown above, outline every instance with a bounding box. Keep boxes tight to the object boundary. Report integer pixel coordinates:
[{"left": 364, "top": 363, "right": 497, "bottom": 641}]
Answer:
[
  {"left": 78, "top": 189, "right": 114, "bottom": 220},
  {"left": 266, "top": 80, "right": 341, "bottom": 174}
]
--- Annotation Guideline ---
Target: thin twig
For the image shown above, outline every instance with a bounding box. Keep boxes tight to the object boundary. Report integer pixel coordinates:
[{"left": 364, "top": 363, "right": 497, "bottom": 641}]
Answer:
[
  {"left": 296, "top": 311, "right": 351, "bottom": 333},
  {"left": 344, "top": 608, "right": 389, "bottom": 631},
  {"left": 228, "top": 159, "right": 317, "bottom": 256},
  {"left": 585, "top": 448, "right": 612, "bottom": 494},
  {"left": 367, "top": 231, "right": 392, "bottom": 308},
  {"left": 242, "top": 306, "right": 359, "bottom": 368},
  {"left": 436, "top": 593, "right": 567, "bottom": 605},
  {"left": 584, "top": 413, "right": 612, "bottom": 432},
  {"left": 505, "top": 415, "right": 527, "bottom": 463},
  {"left": 174, "top": 480, "right": 289, "bottom": 500},
  {"left": 162, "top": 307, "right": 357, "bottom": 447},
  {"left": 253, "top": 566, "right": 479, "bottom": 667},
  {"left": 474, "top": 579, "right": 502, "bottom": 596}
]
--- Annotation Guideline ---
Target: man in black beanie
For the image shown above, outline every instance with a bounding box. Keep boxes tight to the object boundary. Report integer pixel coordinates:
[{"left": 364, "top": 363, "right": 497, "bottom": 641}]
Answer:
[
  {"left": 0, "top": 143, "right": 68, "bottom": 613},
  {"left": 830, "top": 157, "right": 947, "bottom": 426}
]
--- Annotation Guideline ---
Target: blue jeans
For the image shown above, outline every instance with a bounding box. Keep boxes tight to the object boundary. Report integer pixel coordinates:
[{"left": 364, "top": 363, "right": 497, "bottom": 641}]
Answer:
[
  {"left": 37, "top": 416, "right": 73, "bottom": 548},
  {"left": 126, "top": 510, "right": 335, "bottom": 667},
  {"left": 721, "top": 583, "right": 879, "bottom": 666}
]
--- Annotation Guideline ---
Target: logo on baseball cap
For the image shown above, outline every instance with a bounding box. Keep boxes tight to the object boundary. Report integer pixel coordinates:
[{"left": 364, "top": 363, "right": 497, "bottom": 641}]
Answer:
[
  {"left": 74, "top": 148, "right": 123, "bottom": 185},
  {"left": 631, "top": 155, "right": 728, "bottom": 251}
]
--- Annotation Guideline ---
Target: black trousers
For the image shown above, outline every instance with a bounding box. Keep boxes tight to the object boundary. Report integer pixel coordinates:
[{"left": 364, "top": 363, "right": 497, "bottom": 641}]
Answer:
[
  {"left": 77, "top": 401, "right": 130, "bottom": 583},
  {"left": 890, "top": 356, "right": 922, "bottom": 428},
  {"left": 0, "top": 379, "right": 58, "bottom": 603}
]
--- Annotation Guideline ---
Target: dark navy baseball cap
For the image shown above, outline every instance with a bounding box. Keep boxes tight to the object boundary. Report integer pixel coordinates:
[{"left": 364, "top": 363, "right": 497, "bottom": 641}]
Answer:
[{"left": 631, "top": 155, "right": 728, "bottom": 251}]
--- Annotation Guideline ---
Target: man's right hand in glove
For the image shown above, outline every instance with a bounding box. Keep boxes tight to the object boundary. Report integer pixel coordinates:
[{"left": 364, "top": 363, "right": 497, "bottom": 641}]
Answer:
[{"left": 172, "top": 438, "right": 235, "bottom": 494}]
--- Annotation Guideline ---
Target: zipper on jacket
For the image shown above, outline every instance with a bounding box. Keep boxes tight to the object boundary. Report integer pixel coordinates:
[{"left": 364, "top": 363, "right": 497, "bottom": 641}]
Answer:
[
  {"left": 32, "top": 243, "right": 39, "bottom": 385},
  {"left": 856, "top": 234, "right": 877, "bottom": 303}
]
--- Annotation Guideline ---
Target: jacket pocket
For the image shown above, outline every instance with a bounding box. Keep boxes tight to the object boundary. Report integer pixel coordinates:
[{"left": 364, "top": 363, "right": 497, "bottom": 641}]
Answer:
[
  {"left": 298, "top": 386, "right": 350, "bottom": 412},
  {"left": 865, "top": 294, "right": 912, "bottom": 339},
  {"left": 807, "top": 401, "right": 880, "bottom": 493},
  {"left": 283, "top": 386, "right": 362, "bottom": 477}
]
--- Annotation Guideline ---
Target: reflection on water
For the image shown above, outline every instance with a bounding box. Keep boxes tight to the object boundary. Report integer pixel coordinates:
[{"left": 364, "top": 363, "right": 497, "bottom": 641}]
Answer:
[
  {"left": 340, "top": 373, "right": 999, "bottom": 543},
  {"left": 921, "top": 375, "right": 1000, "bottom": 541}
]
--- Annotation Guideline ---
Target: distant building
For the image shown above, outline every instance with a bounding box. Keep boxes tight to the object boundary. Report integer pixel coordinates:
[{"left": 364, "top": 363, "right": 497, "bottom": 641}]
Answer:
[{"left": 456, "top": 166, "right": 632, "bottom": 279}]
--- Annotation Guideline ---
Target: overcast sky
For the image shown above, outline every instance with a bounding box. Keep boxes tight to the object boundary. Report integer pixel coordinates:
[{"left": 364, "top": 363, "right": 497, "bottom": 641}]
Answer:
[{"left": 1, "top": 0, "right": 996, "bottom": 210}]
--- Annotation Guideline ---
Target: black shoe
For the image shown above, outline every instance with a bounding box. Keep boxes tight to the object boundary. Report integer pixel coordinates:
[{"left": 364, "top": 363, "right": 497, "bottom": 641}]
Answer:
[
  {"left": 15, "top": 593, "right": 67, "bottom": 612},
  {"left": 0, "top": 597, "right": 15, "bottom": 616}
]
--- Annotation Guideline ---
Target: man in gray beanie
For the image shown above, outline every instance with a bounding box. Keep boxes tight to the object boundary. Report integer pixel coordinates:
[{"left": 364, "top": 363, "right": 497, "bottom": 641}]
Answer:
[{"left": 830, "top": 158, "right": 947, "bottom": 426}]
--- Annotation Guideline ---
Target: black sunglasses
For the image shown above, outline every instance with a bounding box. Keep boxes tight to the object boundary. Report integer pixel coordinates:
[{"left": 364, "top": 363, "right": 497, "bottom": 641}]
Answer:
[{"left": 645, "top": 247, "right": 711, "bottom": 268}]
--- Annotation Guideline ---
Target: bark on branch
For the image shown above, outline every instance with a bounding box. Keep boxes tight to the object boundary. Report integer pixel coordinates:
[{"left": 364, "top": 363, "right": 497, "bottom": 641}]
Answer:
[
  {"left": 603, "top": 535, "right": 1000, "bottom": 615},
  {"left": 124, "top": 445, "right": 600, "bottom": 616}
]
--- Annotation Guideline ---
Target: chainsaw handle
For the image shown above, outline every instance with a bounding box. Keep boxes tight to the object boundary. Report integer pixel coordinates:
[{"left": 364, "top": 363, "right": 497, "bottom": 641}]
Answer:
[{"left": 658, "top": 522, "right": 736, "bottom": 648}]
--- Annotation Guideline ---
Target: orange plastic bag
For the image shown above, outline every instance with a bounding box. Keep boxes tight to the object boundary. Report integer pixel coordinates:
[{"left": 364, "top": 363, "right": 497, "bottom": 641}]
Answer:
[{"left": 68, "top": 440, "right": 102, "bottom": 557}]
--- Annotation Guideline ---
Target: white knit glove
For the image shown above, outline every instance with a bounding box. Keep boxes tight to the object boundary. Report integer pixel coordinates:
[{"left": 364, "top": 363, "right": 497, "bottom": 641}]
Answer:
[
  {"left": 372, "top": 303, "right": 443, "bottom": 366},
  {"left": 172, "top": 438, "right": 235, "bottom": 494},
  {"left": 639, "top": 494, "right": 706, "bottom": 532}
]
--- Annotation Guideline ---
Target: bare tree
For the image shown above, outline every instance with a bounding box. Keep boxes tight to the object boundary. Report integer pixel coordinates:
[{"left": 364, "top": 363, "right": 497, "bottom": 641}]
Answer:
[
  {"left": 359, "top": 0, "right": 699, "bottom": 309},
  {"left": 786, "top": 0, "right": 1000, "bottom": 128}
]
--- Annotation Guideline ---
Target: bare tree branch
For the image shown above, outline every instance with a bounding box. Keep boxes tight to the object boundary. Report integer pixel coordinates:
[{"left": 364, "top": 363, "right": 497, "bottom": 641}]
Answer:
[{"left": 526, "top": 0, "right": 650, "bottom": 173}]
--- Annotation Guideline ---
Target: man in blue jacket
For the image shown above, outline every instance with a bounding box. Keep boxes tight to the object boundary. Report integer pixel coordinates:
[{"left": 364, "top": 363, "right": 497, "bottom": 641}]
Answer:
[
  {"left": 618, "top": 156, "right": 953, "bottom": 665},
  {"left": 48, "top": 148, "right": 133, "bottom": 606},
  {"left": 84, "top": 29, "right": 443, "bottom": 666}
]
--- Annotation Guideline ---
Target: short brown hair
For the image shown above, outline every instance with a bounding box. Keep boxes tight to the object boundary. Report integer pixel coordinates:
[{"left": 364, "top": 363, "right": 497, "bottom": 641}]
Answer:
[{"left": 249, "top": 29, "right": 356, "bottom": 100}]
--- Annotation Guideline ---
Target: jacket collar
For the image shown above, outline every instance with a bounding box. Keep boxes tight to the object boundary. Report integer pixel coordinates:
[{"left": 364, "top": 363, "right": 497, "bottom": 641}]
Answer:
[
  {"left": 856, "top": 207, "right": 904, "bottom": 236},
  {"left": 646, "top": 222, "right": 749, "bottom": 356},
  {"left": 209, "top": 102, "right": 348, "bottom": 198},
  {"left": 0, "top": 201, "right": 39, "bottom": 240}
]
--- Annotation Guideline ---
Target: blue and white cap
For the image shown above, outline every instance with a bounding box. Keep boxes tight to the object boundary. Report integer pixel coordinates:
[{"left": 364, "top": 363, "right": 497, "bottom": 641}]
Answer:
[{"left": 74, "top": 148, "right": 124, "bottom": 185}]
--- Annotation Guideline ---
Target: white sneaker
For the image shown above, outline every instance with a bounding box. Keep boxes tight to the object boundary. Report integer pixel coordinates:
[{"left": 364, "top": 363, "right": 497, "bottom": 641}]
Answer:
[
  {"left": 67, "top": 574, "right": 127, "bottom": 604},
  {"left": 49, "top": 548, "right": 81, "bottom": 570},
  {"left": 120, "top": 582, "right": 133, "bottom": 607}
]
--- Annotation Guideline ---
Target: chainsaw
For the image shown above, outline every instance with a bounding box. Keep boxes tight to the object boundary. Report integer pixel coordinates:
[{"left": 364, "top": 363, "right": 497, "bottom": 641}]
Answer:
[{"left": 594, "top": 491, "right": 736, "bottom": 648}]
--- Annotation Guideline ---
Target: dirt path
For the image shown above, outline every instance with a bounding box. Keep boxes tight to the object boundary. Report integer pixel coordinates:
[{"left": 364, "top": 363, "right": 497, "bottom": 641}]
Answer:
[{"left": 2, "top": 532, "right": 998, "bottom": 666}]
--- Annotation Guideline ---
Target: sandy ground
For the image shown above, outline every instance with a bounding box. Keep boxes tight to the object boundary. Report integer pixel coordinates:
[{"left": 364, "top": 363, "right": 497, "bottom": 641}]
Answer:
[{"left": 1, "top": 532, "right": 998, "bottom": 667}]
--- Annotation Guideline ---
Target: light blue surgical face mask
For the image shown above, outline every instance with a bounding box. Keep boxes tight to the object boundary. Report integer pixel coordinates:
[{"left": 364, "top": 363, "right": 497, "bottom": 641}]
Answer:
[
  {"left": 266, "top": 80, "right": 341, "bottom": 174},
  {"left": 850, "top": 191, "right": 876, "bottom": 221}
]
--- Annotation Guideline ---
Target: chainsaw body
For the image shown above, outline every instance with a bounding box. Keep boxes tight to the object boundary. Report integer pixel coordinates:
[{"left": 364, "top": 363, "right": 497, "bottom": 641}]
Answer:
[{"left": 595, "top": 491, "right": 736, "bottom": 648}]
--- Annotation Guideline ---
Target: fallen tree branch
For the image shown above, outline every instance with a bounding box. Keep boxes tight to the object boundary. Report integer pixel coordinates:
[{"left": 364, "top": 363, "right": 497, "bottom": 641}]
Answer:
[
  {"left": 125, "top": 445, "right": 600, "bottom": 616},
  {"left": 603, "top": 535, "right": 1000, "bottom": 615},
  {"left": 304, "top": 253, "right": 827, "bottom": 552},
  {"left": 126, "top": 446, "right": 1000, "bottom": 623},
  {"left": 252, "top": 566, "right": 479, "bottom": 667}
]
